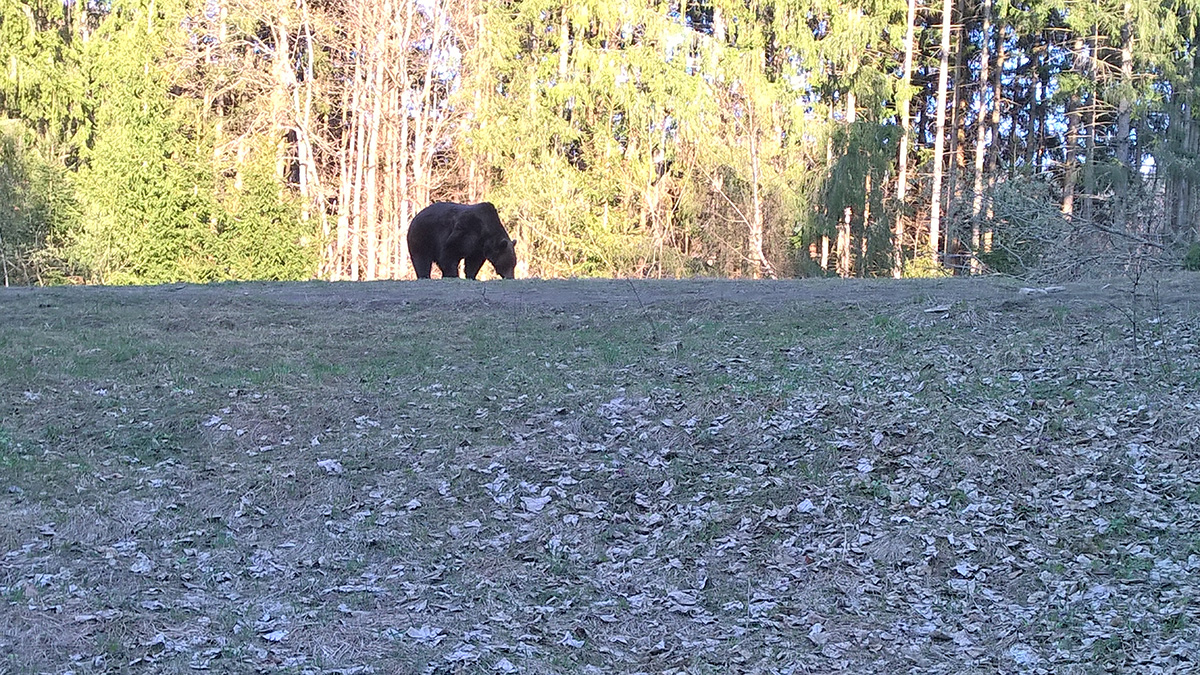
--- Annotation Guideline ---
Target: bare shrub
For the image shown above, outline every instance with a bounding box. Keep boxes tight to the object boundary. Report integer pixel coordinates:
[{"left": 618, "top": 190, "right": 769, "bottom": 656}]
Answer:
[{"left": 980, "top": 176, "right": 1179, "bottom": 282}]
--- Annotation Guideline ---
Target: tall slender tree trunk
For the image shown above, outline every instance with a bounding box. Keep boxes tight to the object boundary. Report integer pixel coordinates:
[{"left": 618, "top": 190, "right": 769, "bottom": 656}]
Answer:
[
  {"left": 711, "top": 7, "right": 725, "bottom": 72},
  {"left": 748, "top": 102, "right": 774, "bottom": 279},
  {"left": 861, "top": 173, "right": 871, "bottom": 276},
  {"left": 397, "top": 0, "right": 415, "bottom": 278},
  {"left": 839, "top": 87, "right": 856, "bottom": 278},
  {"left": 0, "top": 227, "right": 9, "bottom": 287},
  {"left": 334, "top": 53, "right": 359, "bottom": 280},
  {"left": 1082, "top": 94, "right": 1097, "bottom": 223},
  {"left": 383, "top": 83, "right": 399, "bottom": 279},
  {"left": 349, "top": 131, "right": 365, "bottom": 278},
  {"left": 300, "top": 1, "right": 327, "bottom": 278},
  {"left": 823, "top": 102, "right": 833, "bottom": 274},
  {"left": 1062, "top": 38, "right": 1085, "bottom": 218},
  {"left": 1024, "top": 47, "right": 1041, "bottom": 169},
  {"left": 468, "top": 12, "right": 486, "bottom": 202},
  {"left": 350, "top": 59, "right": 369, "bottom": 281},
  {"left": 970, "top": 0, "right": 992, "bottom": 274},
  {"left": 1115, "top": 4, "right": 1135, "bottom": 169},
  {"left": 837, "top": 207, "right": 851, "bottom": 277},
  {"left": 1115, "top": 4, "right": 1135, "bottom": 233},
  {"left": 946, "top": 0, "right": 967, "bottom": 261},
  {"left": 929, "top": 0, "right": 954, "bottom": 265},
  {"left": 1184, "top": 118, "right": 1198, "bottom": 238},
  {"left": 1183, "top": 24, "right": 1200, "bottom": 239},
  {"left": 1175, "top": 33, "right": 1200, "bottom": 238},
  {"left": 412, "top": 1, "right": 447, "bottom": 211},
  {"left": 364, "top": 5, "right": 387, "bottom": 280},
  {"left": 558, "top": 8, "right": 570, "bottom": 77},
  {"left": 984, "top": 22, "right": 1005, "bottom": 254},
  {"left": 1082, "top": 31, "right": 1099, "bottom": 224},
  {"left": 1062, "top": 95, "right": 1081, "bottom": 216},
  {"left": 893, "top": 0, "right": 917, "bottom": 278}
]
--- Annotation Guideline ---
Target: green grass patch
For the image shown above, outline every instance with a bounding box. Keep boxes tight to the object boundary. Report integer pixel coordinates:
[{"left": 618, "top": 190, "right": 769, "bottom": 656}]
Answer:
[{"left": 0, "top": 277, "right": 1198, "bottom": 673}]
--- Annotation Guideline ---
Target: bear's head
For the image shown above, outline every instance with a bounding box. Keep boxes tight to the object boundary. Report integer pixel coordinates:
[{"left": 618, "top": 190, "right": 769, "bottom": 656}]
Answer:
[{"left": 489, "top": 237, "right": 517, "bottom": 279}]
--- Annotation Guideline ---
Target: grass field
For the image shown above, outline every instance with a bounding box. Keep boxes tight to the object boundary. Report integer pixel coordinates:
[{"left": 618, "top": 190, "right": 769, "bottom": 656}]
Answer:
[{"left": 2, "top": 275, "right": 1199, "bottom": 674}]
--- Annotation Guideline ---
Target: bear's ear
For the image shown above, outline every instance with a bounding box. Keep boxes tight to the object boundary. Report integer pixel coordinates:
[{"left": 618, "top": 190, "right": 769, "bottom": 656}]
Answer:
[{"left": 511, "top": 238, "right": 518, "bottom": 248}]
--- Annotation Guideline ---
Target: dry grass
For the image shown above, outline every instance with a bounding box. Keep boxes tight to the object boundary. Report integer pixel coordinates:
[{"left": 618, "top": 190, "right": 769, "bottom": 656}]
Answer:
[{"left": 2, "top": 276, "right": 1199, "bottom": 674}]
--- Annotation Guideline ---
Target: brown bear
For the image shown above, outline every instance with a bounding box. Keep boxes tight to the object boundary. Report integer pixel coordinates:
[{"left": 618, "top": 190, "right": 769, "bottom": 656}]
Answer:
[{"left": 406, "top": 202, "right": 517, "bottom": 280}]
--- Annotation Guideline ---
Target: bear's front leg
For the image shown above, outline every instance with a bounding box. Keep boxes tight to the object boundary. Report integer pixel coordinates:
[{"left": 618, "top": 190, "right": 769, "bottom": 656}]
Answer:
[
  {"left": 463, "top": 256, "right": 486, "bottom": 280},
  {"left": 436, "top": 257, "right": 464, "bottom": 279}
]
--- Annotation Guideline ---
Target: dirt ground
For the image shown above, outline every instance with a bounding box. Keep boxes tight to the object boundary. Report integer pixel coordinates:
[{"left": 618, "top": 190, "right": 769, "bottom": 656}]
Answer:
[
  {"left": 2, "top": 273, "right": 1199, "bottom": 674},
  {"left": 6, "top": 272, "right": 1193, "bottom": 311}
]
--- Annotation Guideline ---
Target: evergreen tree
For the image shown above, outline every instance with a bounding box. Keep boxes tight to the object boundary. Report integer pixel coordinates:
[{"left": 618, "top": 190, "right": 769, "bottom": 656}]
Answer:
[{"left": 2, "top": 0, "right": 1197, "bottom": 283}]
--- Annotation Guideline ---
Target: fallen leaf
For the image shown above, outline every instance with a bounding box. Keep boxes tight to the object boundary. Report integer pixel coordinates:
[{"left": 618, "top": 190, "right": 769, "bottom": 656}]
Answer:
[
  {"left": 316, "top": 458, "right": 344, "bottom": 474},
  {"left": 521, "top": 495, "right": 551, "bottom": 513}
]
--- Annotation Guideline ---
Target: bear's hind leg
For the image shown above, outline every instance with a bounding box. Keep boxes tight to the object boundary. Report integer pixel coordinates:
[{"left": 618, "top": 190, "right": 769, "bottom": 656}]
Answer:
[{"left": 411, "top": 254, "right": 434, "bottom": 279}]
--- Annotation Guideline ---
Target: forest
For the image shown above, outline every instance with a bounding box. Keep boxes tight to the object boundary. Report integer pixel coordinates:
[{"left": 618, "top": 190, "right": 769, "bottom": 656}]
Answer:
[{"left": 1, "top": 0, "right": 1198, "bottom": 284}]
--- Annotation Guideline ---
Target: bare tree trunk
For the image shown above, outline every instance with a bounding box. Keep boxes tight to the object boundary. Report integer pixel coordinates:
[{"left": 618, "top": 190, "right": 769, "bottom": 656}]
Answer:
[
  {"left": 468, "top": 54, "right": 483, "bottom": 204},
  {"left": 1062, "top": 97, "right": 1080, "bottom": 216},
  {"left": 970, "top": 0, "right": 992, "bottom": 274},
  {"left": 1178, "top": 25, "right": 1200, "bottom": 240},
  {"left": 334, "top": 57, "right": 357, "bottom": 280},
  {"left": 0, "top": 227, "right": 9, "bottom": 287},
  {"left": 397, "top": 0, "right": 415, "bottom": 278},
  {"left": 295, "top": 2, "right": 311, "bottom": 223},
  {"left": 298, "top": 0, "right": 328, "bottom": 278},
  {"left": 384, "top": 83, "right": 399, "bottom": 279},
  {"left": 558, "top": 8, "right": 570, "bottom": 78},
  {"left": 984, "top": 21, "right": 1005, "bottom": 255},
  {"left": 1062, "top": 38, "right": 1085, "bottom": 218},
  {"left": 646, "top": 107, "right": 670, "bottom": 277},
  {"left": 270, "top": 13, "right": 293, "bottom": 185},
  {"left": 838, "top": 207, "right": 851, "bottom": 278},
  {"left": 464, "top": 4, "right": 487, "bottom": 208},
  {"left": 411, "top": 0, "right": 446, "bottom": 211},
  {"left": 1115, "top": 4, "right": 1134, "bottom": 170},
  {"left": 824, "top": 103, "right": 834, "bottom": 274},
  {"left": 946, "top": 0, "right": 967, "bottom": 260},
  {"left": 363, "top": 3, "right": 387, "bottom": 281},
  {"left": 1178, "top": 104, "right": 1199, "bottom": 239},
  {"left": 1082, "top": 95, "right": 1097, "bottom": 223},
  {"left": 861, "top": 173, "right": 871, "bottom": 276},
  {"left": 1115, "top": 4, "right": 1135, "bottom": 233},
  {"left": 929, "top": 0, "right": 954, "bottom": 265},
  {"left": 748, "top": 104, "right": 773, "bottom": 279},
  {"left": 839, "top": 88, "right": 856, "bottom": 278},
  {"left": 1082, "top": 32, "right": 1098, "bottom": 225},
  {"left": 1024, "top": 48, "right": 1042, "bottom": 170},
  {"left": 711, "top": 6, "right": 724, "bottom": 72},
  {"left": 350, "top": 70, "right": 368, "bottom": 281},
  {"left": 893, "top": 0, "right": 917, "bottom": 278}
]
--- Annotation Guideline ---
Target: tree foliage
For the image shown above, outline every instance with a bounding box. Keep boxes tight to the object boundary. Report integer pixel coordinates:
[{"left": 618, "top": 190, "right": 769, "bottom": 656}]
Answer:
[
  {"left": 1, "top": 0, "right": 1198, "bottom": 283},
  {"left": 0, "top": 122, "right": 79, "bottom": 284}
]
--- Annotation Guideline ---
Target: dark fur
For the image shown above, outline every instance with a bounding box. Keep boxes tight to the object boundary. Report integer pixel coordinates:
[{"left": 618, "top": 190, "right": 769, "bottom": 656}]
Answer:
[{"left": 406, "top": 202, "right": 517, "bottom": 280}]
